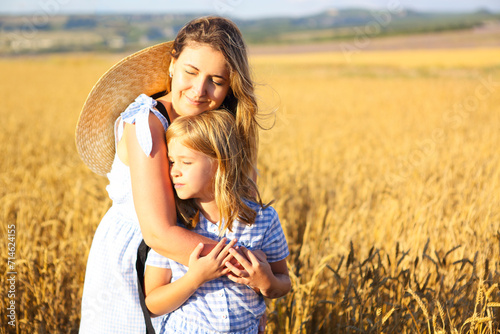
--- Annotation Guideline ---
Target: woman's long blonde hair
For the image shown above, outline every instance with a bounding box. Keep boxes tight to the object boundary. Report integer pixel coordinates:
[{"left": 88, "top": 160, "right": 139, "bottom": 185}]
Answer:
[
  {"left": 166, "top": 110, "right": 264, "bottom": 232},
  {"left": 166, "top": 16, "right": 259, "bottom": 178}
]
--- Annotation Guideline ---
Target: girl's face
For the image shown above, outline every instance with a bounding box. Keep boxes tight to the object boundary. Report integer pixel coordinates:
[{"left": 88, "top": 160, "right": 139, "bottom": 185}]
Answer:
[
  {"left": 168, "top": 138, "right": 217, "bottom": 203},
  {"left": 169, "top": 43, "right": 231, "bottom": 117}
]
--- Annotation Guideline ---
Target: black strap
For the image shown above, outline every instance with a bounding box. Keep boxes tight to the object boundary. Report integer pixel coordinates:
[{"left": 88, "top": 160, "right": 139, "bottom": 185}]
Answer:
[
  {"left": 150, "top": 90, "right": 166, "bottom": 100},
  {"left": 136, "top": 239, "right": 156, "bottom": 334},
  {"left": 154, "top": 99, "right": 171, "bottom": 125},
  {"left": 137, "top": 93, "right": 169, "bottom": 334}
]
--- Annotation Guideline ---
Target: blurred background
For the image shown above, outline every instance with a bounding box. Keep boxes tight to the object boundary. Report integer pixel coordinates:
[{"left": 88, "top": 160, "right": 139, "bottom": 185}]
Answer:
[{"left": 1, "top": 0, "right": 499, "bottom": 55}]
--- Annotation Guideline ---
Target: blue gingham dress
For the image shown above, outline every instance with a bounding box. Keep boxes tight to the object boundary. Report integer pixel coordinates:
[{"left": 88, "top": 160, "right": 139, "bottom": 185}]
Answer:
[
  {"left": 147, "top": 202, "right": 289, "bottom": 334},
  {"left": 79, "top": 94, "right": 169, "bottom": 333}
]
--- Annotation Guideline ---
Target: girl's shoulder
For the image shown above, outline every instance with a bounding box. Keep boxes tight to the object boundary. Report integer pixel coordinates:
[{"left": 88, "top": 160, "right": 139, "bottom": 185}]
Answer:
[{"left": 245, "top": 200, "right": 278, "bottom": 221}]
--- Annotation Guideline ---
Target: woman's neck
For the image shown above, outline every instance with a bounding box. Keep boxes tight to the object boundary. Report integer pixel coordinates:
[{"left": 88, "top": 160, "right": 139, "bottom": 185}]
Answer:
[{"left": 157, "top": 94, "right": 180, "bottom": 122}]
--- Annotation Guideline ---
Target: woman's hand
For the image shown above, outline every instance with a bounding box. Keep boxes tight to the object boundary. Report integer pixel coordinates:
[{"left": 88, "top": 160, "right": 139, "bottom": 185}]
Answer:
[{"left": 187, "top": 238, "right": 237, "bottom": 287}]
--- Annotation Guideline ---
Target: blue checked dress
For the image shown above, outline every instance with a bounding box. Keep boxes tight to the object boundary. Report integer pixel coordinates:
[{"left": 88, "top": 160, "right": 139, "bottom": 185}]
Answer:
[
  {"left": 79, "top": 94, "right": 169, "bottom": 333},
  {"left": 146, "top": 201, "right": 289, "bottom": 334}
]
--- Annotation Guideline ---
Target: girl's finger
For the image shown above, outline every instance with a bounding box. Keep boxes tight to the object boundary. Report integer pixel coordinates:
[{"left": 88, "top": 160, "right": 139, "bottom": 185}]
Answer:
[
  {"left": 220, "top": 267, "right": 231, "bottom": 276},
  {"left": 225, "top": 260, "right": 248, "bottom": 277},
  {"left": 226, "top": 273, "right": 246, "bottom": 284},
  {"left": 208, "top": 238, "right": 227, "bottom": 257},
  {"left": 217, "top": 238, "right": 237, "bottom": 260},
  {"left": 228, "top": 247, "right": 251, "bottom": 268},
  {"left": 222, "top": 253, "right": 234, "bottom": 265},
  {"left": 239, "top": 247, "right": 261, "bottom": 264},
  {"left": 252, "top": 249, "right": 268, "bottom": 262}
]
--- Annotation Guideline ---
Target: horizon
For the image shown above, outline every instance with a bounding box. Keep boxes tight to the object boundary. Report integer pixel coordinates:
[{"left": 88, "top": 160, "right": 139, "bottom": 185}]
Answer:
[{"left": 1, "top": 1, "right": 500, "bottom": 19}]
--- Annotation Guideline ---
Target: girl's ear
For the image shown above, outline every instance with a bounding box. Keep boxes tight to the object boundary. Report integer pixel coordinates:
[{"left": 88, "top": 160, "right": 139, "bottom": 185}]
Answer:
[
  {"left": 211, "top": 159, "right": 219, "bottom": 177},
  {"left": 209, "top": 159, "right": 219, "bottom": 190}
]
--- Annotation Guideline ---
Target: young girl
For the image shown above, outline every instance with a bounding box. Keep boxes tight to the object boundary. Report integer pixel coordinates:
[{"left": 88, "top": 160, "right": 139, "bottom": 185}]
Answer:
[
  {"left": 77, "top": 16, "right": 265, "bottom": 333},
  {"left": 144, "top": 110, "right": 290, "bottom": 333}
]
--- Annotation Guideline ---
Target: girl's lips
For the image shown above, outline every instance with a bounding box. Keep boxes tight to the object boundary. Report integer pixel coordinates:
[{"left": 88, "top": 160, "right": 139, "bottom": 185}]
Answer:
[{"left": 174, "top": 183, "right": 184, "bottom": 189}]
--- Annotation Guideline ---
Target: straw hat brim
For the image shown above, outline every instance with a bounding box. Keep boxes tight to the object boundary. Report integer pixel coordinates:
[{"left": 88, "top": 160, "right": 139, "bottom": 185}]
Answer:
[{"left": 75, "top": 41, "right": 174, "bottom": 176}]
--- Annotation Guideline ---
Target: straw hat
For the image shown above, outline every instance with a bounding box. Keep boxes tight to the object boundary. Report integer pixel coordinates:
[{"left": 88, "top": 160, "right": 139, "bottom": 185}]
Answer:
[{"left": 75, "top": 41, "right": 174, "bottom": 176}]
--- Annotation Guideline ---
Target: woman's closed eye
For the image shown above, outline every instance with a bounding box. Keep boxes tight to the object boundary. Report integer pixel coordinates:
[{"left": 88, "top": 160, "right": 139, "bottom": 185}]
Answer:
[
  {"left": 212, "top": 80, "right": 223, "bottom": 86},
  {"left": 185, "top": 72, "right": 222, "bottom": 86}
]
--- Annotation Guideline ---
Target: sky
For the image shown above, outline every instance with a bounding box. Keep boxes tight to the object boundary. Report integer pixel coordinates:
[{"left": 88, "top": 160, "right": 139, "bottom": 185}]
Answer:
[{"left": 1, "top": 0, "right": 499, "bottom": 19}]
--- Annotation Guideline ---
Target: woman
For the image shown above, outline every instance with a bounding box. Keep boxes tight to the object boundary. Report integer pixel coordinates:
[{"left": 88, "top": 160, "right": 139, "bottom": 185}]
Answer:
[{"left": 76, "top": 16, "right": 263, "bottom": 333}]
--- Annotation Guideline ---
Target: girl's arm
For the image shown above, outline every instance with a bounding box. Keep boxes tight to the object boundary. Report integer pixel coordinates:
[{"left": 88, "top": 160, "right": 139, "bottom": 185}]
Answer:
[
  {"left": 145, "top": 239, "right": 235, "bottom": 317},
  {"left": 225, "top": 247, "right": 291, "bottom": 299},
  {"left": 124, "top": 114, "right": 217, "bottom": 265}
]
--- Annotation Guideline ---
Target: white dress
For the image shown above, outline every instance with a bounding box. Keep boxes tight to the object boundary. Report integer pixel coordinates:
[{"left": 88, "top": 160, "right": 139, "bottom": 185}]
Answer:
[{"left": 79, "top": 94, "right": 169, "bottom": 333}]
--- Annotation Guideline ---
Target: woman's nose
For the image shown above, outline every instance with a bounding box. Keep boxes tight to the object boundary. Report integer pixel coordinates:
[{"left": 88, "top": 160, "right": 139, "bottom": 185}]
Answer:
[{"left": 191, "top": 77, "right": 207, "bottom": 97}]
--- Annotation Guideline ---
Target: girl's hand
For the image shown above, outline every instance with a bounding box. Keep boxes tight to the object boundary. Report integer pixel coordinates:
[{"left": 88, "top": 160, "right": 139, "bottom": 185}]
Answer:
[
  {"left": 224, "top": 247, "right": 273, "bottom": 293},
  {"left": 187, "top": 238, "right": 237, "bottom": 287}
]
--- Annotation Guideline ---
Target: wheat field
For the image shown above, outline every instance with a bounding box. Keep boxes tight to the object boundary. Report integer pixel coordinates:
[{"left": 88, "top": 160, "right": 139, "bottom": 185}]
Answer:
[{"left": 1, "top": 47, "right": 499, "bottom": 333}]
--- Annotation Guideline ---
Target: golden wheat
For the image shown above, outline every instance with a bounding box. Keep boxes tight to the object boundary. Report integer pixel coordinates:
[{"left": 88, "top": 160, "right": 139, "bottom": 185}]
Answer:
[{"left": 1, "top": 48, "right": 499, "bottom": 333}]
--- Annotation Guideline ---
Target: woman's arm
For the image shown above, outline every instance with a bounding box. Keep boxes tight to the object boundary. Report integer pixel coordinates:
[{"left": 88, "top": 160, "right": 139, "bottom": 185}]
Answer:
[
  {"left": 225, "top": 247, "right": 291, "bottom": 299},
  {"left": 145, "top": 239, "right": 235, "bottom": 316},
  {"left": 123, "top": 113, "right": 217, "bottom": 265}
]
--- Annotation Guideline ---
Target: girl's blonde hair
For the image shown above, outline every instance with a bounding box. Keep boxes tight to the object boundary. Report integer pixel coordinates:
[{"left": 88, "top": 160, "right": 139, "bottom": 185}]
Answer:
[
  {"left": 166, "top": 16, "right": 259, "bottom": 179},
  {"left": 166, "top": 110, "right": 264, "bottom": 232}
]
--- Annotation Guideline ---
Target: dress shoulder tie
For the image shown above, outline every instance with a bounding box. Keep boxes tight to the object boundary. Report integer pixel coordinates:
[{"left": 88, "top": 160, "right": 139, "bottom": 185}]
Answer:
[{"left": 119, "top": 94, "right": 158, "bottom": 156}]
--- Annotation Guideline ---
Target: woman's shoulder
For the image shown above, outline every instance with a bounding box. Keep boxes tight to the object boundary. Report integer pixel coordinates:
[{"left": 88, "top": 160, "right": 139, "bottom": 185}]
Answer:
[
  {"left": 121, "top": 94, "right": 169, "bottom": 128},
  {"left": 118, "top": 93, "right": 168, "bottom": 156},
  {"left": 122, "top": 94, "right": 157, "bottom": 117}
]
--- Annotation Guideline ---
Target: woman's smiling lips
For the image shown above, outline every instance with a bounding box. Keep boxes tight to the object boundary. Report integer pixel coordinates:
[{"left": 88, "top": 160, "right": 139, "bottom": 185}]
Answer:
[{"left": 185, "top": 95, "right": 207, "bottom": 106}]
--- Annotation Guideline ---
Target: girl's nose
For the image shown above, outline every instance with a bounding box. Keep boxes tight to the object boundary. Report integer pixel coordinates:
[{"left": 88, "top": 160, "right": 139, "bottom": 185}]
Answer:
[{"left": 170, "top": 164, "right": 180, "bottom": 177}]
